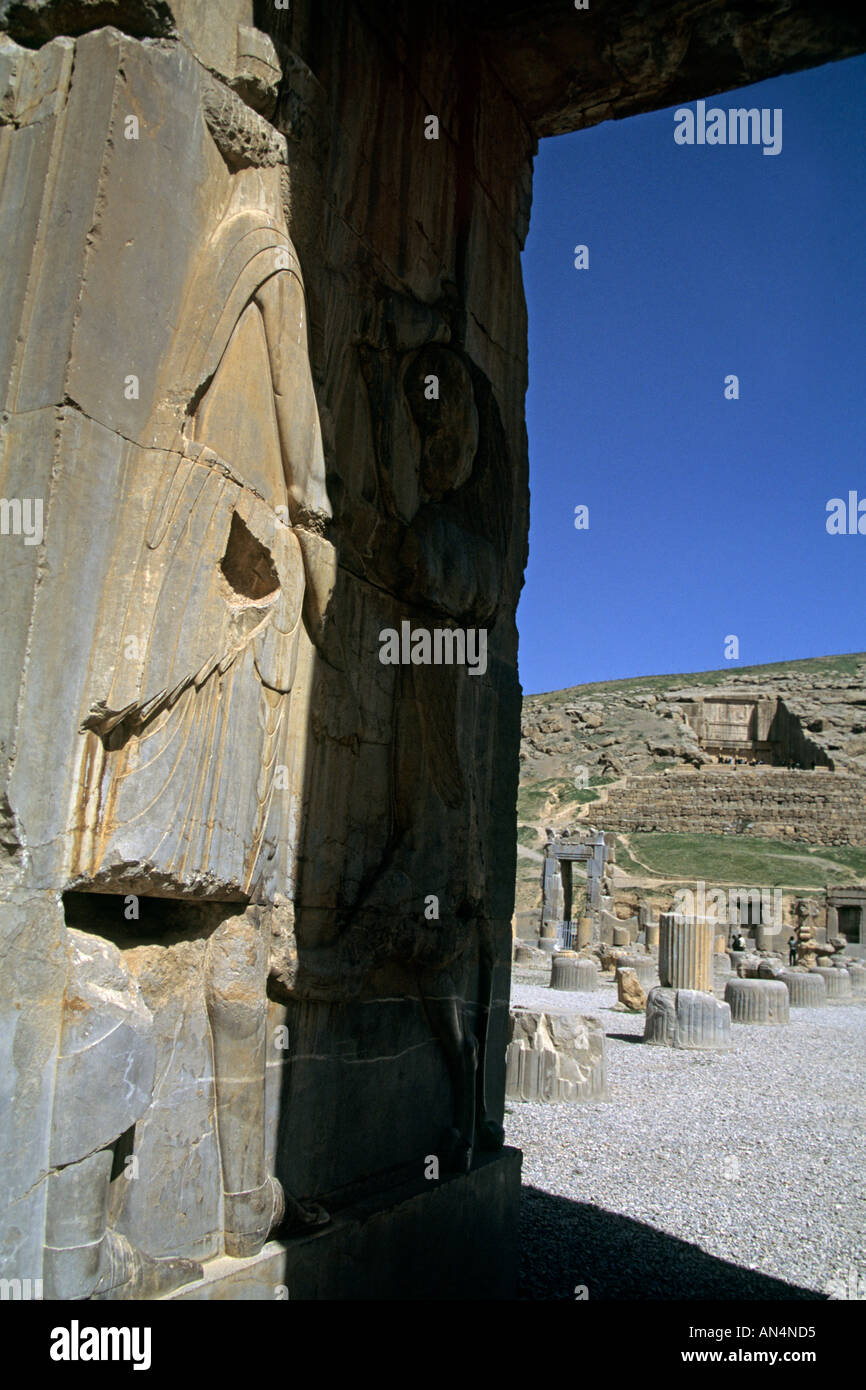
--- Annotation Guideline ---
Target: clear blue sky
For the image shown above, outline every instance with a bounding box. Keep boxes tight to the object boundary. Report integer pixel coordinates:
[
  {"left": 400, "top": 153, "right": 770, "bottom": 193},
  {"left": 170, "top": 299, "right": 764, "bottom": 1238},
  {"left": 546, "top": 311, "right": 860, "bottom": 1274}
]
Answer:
[{"left": 517, "top": 54, "right": 866, "bottom": 696}]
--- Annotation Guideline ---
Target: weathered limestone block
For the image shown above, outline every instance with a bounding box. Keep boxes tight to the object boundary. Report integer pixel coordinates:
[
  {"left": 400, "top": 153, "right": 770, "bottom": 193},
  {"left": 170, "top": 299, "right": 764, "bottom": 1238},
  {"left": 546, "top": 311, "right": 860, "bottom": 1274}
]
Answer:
[
  {"left": 643, "top": 987, "right": 731, "bottom": 1050},
  {"left": 49, "top": 930, "right": 155, "bottom": 1169},
  {"left": 612, "top": 924, "right": 630, "bottom": 948},
  {"left": 758, "top": 958, "right": 786, "bottom": 981},
  {"left": 781, "top": 970, "right": 827, "bottom": 1007},
  {"left": 737, "top": 955, "right": 764, "bottom": 978},
  {"left": 618, "top": 954, "right": 658, "bottom": 989},
  {"left": 505, "top": 1009, "right": 606, "bottom": 1103},
  {"left": 809, "top": 967, "right": 852, "bottom": 1000},
  {"left": 549, "top": 952, "right": 598, "bottom": 991},
  {"left": 577, "top": 917, "right": 592, "bottom": 949},
  {"left": 725, "top": 978, "right": 791, "bottom": 1024},
  {"left": 616, "top": 967, "right": 646, "bottom": 1012},
  {"left": 659, "top": 914, "right": 714, "bottom": 992},
  {"left": 41, "top": 922, "right": 203, "bottom": 1300},
  {"left": 0, "top": 894, "right": 68, "bottom": 1282},
  {"left": 600, "top": 945, "right": 627, "bottom": 974},
  {"left": 645, "top": 921, "right": 660, "bottom": 950}
]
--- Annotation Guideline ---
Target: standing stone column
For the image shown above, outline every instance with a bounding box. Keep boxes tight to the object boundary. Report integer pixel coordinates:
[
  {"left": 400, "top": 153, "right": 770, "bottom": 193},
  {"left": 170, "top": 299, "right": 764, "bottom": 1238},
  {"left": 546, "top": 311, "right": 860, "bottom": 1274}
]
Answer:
[
  {"left": 539, "top": 843, "right": 562, "bottom": 953},
  {"left": 659, "top": 914, "right": 714, "bottom": 992},
  {"left": 585, "top": 833, "right": 606, "bottom": 937}
]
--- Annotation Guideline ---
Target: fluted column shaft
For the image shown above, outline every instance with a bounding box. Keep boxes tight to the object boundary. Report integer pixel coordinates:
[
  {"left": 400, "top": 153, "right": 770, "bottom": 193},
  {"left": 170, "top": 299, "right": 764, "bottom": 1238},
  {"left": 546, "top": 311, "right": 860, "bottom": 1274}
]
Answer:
[{"left": 659, "top": 914, "right": 713, "bottom": 992}]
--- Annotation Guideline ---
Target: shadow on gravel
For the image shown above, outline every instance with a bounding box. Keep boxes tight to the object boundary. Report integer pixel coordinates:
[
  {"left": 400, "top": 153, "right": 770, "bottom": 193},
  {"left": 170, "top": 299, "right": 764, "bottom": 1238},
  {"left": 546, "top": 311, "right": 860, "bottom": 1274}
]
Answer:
[
  {"left": 606, "top": 1032, "right": 644, "bottom": 1044},
  {"left": 519, "top": 1186, "right": 826, "bottom": 1300}
]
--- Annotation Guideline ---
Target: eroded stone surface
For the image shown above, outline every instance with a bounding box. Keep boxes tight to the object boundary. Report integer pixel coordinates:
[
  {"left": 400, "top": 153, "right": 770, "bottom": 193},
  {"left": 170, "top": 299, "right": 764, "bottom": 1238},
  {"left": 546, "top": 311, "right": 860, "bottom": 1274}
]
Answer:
[
  {"left": 644, "top": 986, "right": 732, "bottom": 1050},
  {"left": 781, "top": 970, "right": 827, "bottom": 1008},
  {"left": 659, "top": 914, "right": 714, "bottom": 993},
  {"left": 616, "top": 967, "right": 646, "bottom": 1012},
  {"left": 809, "top": 967, "right": 852, "bottom": 1000},
  {"left": 725, "top": 978, "right": 791, "bottom": 1024},
  {"left": 506, "top": 1009, "right": 606, "bottom": 1102},
  {"left": 550, "top": 951, "right": 598, "bottom": 992}
]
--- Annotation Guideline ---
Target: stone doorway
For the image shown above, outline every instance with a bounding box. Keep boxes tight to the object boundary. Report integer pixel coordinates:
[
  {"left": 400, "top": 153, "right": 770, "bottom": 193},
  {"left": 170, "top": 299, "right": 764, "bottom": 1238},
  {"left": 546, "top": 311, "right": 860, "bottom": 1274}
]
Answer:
[
  {"left": 827, "top": 888, "right": 866, "bottom": 954},
  {"left": 838, "top": 905, "right": 862, "bottom": 945}
]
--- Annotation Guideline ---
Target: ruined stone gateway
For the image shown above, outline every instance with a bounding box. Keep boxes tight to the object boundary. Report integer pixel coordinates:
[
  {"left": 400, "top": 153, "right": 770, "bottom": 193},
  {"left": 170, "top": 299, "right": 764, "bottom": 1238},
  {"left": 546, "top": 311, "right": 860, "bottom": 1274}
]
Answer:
[{"left": 1, "top": 0, "right": 864, "bottom": 1301}]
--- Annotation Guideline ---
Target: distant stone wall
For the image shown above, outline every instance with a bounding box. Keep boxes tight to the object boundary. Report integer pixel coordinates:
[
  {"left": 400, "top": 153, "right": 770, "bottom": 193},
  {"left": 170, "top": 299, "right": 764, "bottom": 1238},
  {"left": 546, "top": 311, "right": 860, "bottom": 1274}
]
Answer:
[{"left": 601, "top": 770, "right": 866, "bottom": 847}]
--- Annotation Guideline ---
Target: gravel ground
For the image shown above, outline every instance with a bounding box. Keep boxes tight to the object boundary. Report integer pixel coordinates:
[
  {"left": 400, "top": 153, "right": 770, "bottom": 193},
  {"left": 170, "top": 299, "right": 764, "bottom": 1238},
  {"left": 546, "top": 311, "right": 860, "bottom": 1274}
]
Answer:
[{"left": 507, "top": 978, "right": 866, "bottom": 1301}]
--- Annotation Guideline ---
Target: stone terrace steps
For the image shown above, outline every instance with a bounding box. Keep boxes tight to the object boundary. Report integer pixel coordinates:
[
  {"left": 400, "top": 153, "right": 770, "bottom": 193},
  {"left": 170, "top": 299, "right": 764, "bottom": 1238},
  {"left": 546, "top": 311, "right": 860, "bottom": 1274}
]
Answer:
[{"left": 600, "top": 769, "right": 866, "bottom": 846}]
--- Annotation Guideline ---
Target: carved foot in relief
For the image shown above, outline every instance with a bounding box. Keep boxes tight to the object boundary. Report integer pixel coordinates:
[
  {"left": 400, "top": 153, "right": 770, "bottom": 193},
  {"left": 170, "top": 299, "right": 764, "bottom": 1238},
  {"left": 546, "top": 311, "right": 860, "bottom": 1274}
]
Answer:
[
  {"left": 224, "top": 1175, "right": 286, "bottom": 1258},
  {"left": 93, "top": 1232, "right": 202, "bottom": 1300},
  {"left": 442, "top": 1127, "right": 473, "bottom": 1175},
  {"left": 477, "top": 1118, "right": 505, "bottom": 1151}
]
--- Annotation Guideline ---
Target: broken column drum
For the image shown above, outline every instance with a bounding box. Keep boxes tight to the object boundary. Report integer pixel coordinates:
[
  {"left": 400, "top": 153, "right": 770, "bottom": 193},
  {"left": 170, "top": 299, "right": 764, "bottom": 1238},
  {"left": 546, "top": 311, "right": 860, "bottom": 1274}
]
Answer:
[
  {"left": 549, "top": 952, "right": 598, "bottom": 991},
  {"left": 643, "top": 987, "right": 732, "bottom": 1050},
  {"left": 781, "top": 970, "right": 826, "bottom": 1007},
  {"left": 809, "top": 967, "right": 852, "bottom": 999},
  {"left": 848, "top": 963, "right": 866, "bottom": 996},
  {"left": 724, "top": 978, "right": 791, "bottom": 1024},
  {"left": 505, "top": 1009, "right": 606, "bottom": 1103}
]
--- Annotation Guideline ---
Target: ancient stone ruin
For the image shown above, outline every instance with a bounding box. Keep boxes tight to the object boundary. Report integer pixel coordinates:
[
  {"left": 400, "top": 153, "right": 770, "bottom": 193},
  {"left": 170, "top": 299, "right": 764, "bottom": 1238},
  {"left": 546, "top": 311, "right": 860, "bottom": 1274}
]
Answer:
[
  {"left": 677, "top": 694, "right": 831, "bottom": 767},
  {"left": 643, "top": 913, "right": 732, "bottom": 1048},
  {"left": 550, "top": 951, "right": 599, "bottom": 992},
  {"left": 2, "top": 0, "right": 864, "bottom": 1303},
  {"left": 506, "top": 1009, "right": 606, "bottom": 1104},
  {"left": 724, "top": 978, "right": 791, "bottom": 1025},
  {"left": 643, "top": 988, "right": 732, "bottom": 1050}
]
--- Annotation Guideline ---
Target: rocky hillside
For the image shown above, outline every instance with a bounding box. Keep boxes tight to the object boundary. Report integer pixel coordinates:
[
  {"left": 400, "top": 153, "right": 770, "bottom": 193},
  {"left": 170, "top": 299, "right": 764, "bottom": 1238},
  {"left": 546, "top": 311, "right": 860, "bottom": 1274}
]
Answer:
[
  {"left": 515, "top": 653, "right": 866, "bottom": 913},
  {"left": 520, "top": 653, "right": 866, "bottom": 790}
]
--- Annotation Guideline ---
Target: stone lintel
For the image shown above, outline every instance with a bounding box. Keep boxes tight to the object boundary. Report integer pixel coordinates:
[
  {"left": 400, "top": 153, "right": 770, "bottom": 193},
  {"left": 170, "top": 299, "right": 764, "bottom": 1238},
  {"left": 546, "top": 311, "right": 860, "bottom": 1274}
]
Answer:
[{"left": 468, "top": 0, "right": 866, "bottom": 138}]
